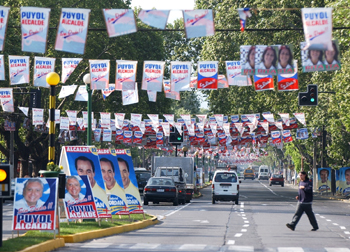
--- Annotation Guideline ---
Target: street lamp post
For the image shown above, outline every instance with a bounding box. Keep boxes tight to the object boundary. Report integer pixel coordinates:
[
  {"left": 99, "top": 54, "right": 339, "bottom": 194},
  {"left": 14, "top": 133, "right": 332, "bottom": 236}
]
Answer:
[
  {"left": 83, "top": 74, "right": 92, "bottom": 145},
  {"left": 46, "top": 72, "right": 60, "bottom": 163}
]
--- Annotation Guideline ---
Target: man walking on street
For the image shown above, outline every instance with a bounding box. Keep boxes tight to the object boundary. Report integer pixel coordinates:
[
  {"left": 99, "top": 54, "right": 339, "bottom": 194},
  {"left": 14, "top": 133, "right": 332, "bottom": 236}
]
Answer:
[{"left": 286, "top": 171, "right": 319, "bottom": 231}]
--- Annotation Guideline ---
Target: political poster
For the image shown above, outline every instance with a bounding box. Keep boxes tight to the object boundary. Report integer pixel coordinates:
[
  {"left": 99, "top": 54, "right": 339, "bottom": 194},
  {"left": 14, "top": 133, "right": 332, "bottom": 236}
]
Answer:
[
  {"left": 336, "top": 167, "right": 350, "bottom": 196},
  {"left": 89, "top": 60, "right": 110, "bottom": 90},
  {"left": 282, "top": 130, "right": 293, "bottom": 143},
  {"left": 255, "top": 45, "right": 278, "bottom": 75},
  {"left": 277, "top": 60, "right": 298, "bottom": 91},
  {"left": 20, "top": 7, "right": 51, "bottom": 54},
  {"left": 60, "top": 146, "right": 112, "bottom": 218},
  {"left": 271, "top": 131, "right": 282, "bottom": 144},
  {"left": 163, "top": 80, "right": 180, "bottom": 100},
  {"left": 115, "top": 60, "right": 137, "bottom": 91},
  {"left": 0, "top": 88, "right": 14, "bottom": 112},
  {"left": 8, "top": 55, "right": 30, "bottom": 85},
  {"left": 33, "top": 57, "right": 56, "bottom": 88},
  {"left": 277, "top": 45, "right": 294, "bottom": 74},
  {"left": 61, "top": 58, "right": 82, "bottom": 83},
  {"left": 138, "top": 10, "right": 170, "bottom": 29},
  {"left": 240, "top": 45, "right": 255, "bottom": 75},
  {"left": 115, "top": 149, "right": 143, "bottom": 214},
  {"left": 253, "top": 75, "right": 274, "bottom": 91},
  {"left": 197, "top": 61, "right": 218, "bottom": 90},
  {"left": 142, "top": 61, "right": 165, "bottom": 91},
  {"left": 55, "top": 8, "right": 91, "bottom": 54},
  {"left": 63, "top": 175, "right": 98, "bottom": 219},
  {"left": 0, "top": 6, "right": 10, "bottom": 51},
  {"left": 183, "top": 9, "right": 215, "bottom": 39},
  {"left": 97, "top": 149, "right": 129, "bottom": 215},
  {"left": 12, "top": 178, "right": 58, "bottom": 230},
  {"left": 0, "top": 55, "right": 4, "bottom": 80},
  {"left": 296, "top": 128, "right": 308, "bottom": 140},
  {"left": 170, "top": 61, "right": 191, "bottom": 92},
  {"left": 318, "top": 167, "right": 331, "bottom": 193},
  {"left": 103, "top": 9, "right": 137, "bottom": 38},
  {"left": 225, "top": 61, "right": 251, "bottom": 86},
  {"left": 122, "top": 83, "right": 139, "bottom": 105},
  {"left": 101, "top": 84, "right": 115, "bottom": 100}
]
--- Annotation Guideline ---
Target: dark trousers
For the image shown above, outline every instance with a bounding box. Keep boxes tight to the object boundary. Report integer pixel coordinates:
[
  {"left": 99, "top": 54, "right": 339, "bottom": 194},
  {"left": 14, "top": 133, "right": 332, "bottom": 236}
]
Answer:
[{"left": 290, "top": 202, "right": 318, "bottom": 229}]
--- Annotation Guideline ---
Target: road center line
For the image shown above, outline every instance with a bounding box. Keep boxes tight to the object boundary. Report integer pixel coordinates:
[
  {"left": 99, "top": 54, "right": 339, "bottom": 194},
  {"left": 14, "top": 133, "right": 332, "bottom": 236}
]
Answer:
[{"left": 165, "top": 203, "right": 192, "bottom": 217}]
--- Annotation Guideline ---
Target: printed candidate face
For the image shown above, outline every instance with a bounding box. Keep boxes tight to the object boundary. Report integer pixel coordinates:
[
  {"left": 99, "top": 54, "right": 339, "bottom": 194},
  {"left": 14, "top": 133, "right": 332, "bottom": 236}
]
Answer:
[
  {"left": 264, "top": 49, "right": 275, "bottom": 68},
  {"left": 279, "top": 48, "right": 290, "bottom": 68},
  {"left": 101, "top": 160, "right": 116, "bottom": 190},
  {"left": 76, "top": 159, "right": 95, "bottom": 187},
  {"left": 325, "top": 49, "right": 335, "bottom": 63},
  {"left": 310, "top": 50, "right": 321, "bottom": 64},
  {"left": 118, "top": 160, "right": 130, "bottom": 189},
  {"left": 249, "top": 48, "right": 255, "bottom": 68},
  {"left": 66, "top": 178, "right": 81, "bottom": 200},
  {"left": 345, "top": 169, "right": 350, "bottom": 184},
  {"left": 23, "top": 181, "right": 43, "bottom": 207},
  {"left": 320, "top": 169, "right": 328, "bottom": 183}
]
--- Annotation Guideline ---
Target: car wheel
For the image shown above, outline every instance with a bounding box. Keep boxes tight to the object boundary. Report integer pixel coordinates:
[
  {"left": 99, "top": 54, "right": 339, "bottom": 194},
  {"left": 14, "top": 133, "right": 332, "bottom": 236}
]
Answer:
[
  {"left": 173, "top": 197, "right": 179, "bottom": 206},
  {"left": 269, "top": 183, "right": 271, "bottom": 186},
  {"left": 186, "top": 199, "right": 190, "bottom": 203},
  {"left": 281, "top": 184, "right": 284, "bottom": 187},
  {"left": 143, "top": 197, "right": 148, "bottom": 205},
  {"left": 235, "top": 198, "right": 238, "bottom": 205},
  {"left": 182, "top": 198, "right": 186, "bottom": 204},
  {"left": 212, "top": 196, "right": 215, "bottom": 204}
]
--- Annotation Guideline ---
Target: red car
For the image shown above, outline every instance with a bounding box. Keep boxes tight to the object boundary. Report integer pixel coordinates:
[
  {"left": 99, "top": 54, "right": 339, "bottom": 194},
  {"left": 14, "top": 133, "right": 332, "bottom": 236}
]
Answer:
[{"left": 269, "top": 174, "right": 284, "bottom": 187}]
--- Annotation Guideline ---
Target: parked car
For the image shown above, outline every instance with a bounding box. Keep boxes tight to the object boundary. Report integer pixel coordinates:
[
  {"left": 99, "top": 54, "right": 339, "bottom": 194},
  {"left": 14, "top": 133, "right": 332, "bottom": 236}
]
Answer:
[
  {"left": 134, "top": 168, "right": 151, "bottom": 193},
  {"left": 143, "top": 177, "right": 179, "bottom": 206},
  {"left": 269, "top": 174, "right": 284, "bottom": 187},
  {"left": 212, "top": 170, "right": 240, "bottom": 205}
]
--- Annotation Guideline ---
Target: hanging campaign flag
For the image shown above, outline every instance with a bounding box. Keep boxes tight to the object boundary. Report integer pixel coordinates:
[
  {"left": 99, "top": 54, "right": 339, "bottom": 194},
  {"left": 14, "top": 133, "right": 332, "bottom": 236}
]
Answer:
[
  {"left": 296, "top": 128, "right": 309, "bottom": 140},
  {"left": 278, "top": 60, "right": 298, "bottom": 91},
  {"left": 237, "top": 8, "right": 252, "bottom": 32},
  {"left": 60, "top": 146, "right": 111, "bottom": 218},
  {"left": 20, "top": 7, "right": 51, "bottom": 54},
  {"left": 183, "top": 10, "right": 215, "bottom": 39},
  {"left": 241, "top": 45, "right": 256, "bottom": 75},
  {"left": 114, "top": 113, "right": 125, "bottom": 129},
  {"left": 171, "top": 61, "right": 191, "bottom": 92},
  {"left": 59, "top": 84, "right": 77, "bottom": 99},
  {"left": 293, "top": 112, "right": 306, "bottom": 126},
  {"left": 218, "top": 75, "right": 229, "bottom": 88},
  {"left": 163, "top": 80, "right": 180, "bottom": 100},
  {"left": 301, "top": 8, "right": 333, "bottom": 51},
  {"left": 279, "top": 113, "right": 290, "bottom": 127},
  {"left": 271, "top": 131, "right": 282, "bottom": 144},
  {"left": 115, "top": 60, "right": 137, "bottom": 91},
  {"left": 9, "top": 55, "right": 30, "bottom": 85},
  {"left": 19, "top": 107, "right": 29, "bottom": 117},
  {"left": 63, "top": 175, "right": 98, "bottom": 219},
  {"left": 82, "top": 111, "right": 95, "bottom": 130},
  {"left": 55, "top": 8, "right": 91, "bottom": 54},
  {"left": 226, "top": 61, "right": 251, "bottom": 86},
  {"left": 115, "top": 149, "right": 143, "bottom": 214},
  {"left": 147, "top": 90, "right": 157, "bottom": 102},
  {"left": 60, "top": 117, "right": 69, "bottom": 130},
  {"left": 33, "top": 57, "right": 56, "bottom": 88},
  {"left": 102, "top": 129, "right": 112, "bottom": 141},
  {"left": 123, "top": 131, "right": 132, "bottom": 144},
  {"left": 0, "top": 6, "right": 10, "bottom": 51},
  {"left": 13, "top": 178, "right": 58, "bottom": 230},
  {"left": 0, "top": 55, "right": 4, "bottom": 80},
  {"left": 277, "top": 45, "right": 294, "bottom": 74},
  {"left": 101, "top": 84, "right": 115, "bottom": 100},
  {"left": 282, "top": 130, "right": 293, "bottom": 143},
  {"left": 197, "top": 61, "right": 218, "bottom": 90},
  {"left": 32, "top": 108, "right": 44, "bottom": 125},
  {"left": 323, "top": 40, "right": 341, "bottom": 71},
  {"left": 254, "top": 75, "right": 274, "bottom": 91},
  {"left": 100, "top": 112, "right": 111, "bottom": 129},
  {"left": 103, "top": 9, "right": 137, "bottom": 37},
  {"left": 89, "top": 60, "right": 110, "bottom": 90},
  {"left": 122, "top": 83, "right": 139, "bottom": 105},
  {"left": 142, "top": 61, "right": 165, "bottom": 91},
  {"left": 0, "top": 88, "right": 14, "bottom": 112},
  {"left": 133, "top": 131, "right": 143, "bottom": 144},
  {"left": 156, "top": 132, "right": 164, "bottom": 145},
  {"left": 138, "top": 10, "right": 170, "bottom": 29},
  {"left": 61, "top": 58, "right": 82, "bottom": 83},
  {"left": 75, "top": 85, "right": 91, "bottom": 101},
  {"left": 255, "top": 45, "right": 278, "bottom": 76},
  {"left": 66, "top": 110, "right": 77, "bottom": 126}
]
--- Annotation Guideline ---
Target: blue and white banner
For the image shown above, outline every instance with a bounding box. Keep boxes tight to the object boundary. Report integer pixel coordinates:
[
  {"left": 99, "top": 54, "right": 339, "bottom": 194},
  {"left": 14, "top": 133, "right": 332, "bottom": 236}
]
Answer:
[
  {"left": 138, "top": 10, "right": 170, "bottom": 29},
  {"left": 0, "top": 6, "right": 10, "bottom": 51},
  {"left": 171, "top": 61, "right": 191, "bottom": 92},
  {"left": 102, "top": 84, "right": 115, "bottom": 100},
  {"left": 197, "top": 61, "right": 218, "bottom": 90},
  {"left": 103, "top": 9, "right": 137, "bottom": 38},
  {"left": 89, "top": 60, "right": 110, "bottom": 90},
  {"left": 142, "top": 61, "right": 165, "bottom": 91},
  {"left": 9, "top": 56, "right": 30, "bottom": 85},
  {"left": 237, "top": 8, "right": 251, "bottom": 32},
  {"left": 183, "top": 10, "right": 215, "bottom": 39},
  {"left": 0, "top": 55, "right": 4, "bottom": 80},
  {"left": 33, "top": 57, "right": 56, "bottom": 88},
  {"left": 62, "top": 58, "right": 82, "bottom": 83},
  {"left": 0, "top": 88, "right": 14, "bottom": 112},
  {"left": 115, "top": 60, "right": 137, "bottom": 91}
]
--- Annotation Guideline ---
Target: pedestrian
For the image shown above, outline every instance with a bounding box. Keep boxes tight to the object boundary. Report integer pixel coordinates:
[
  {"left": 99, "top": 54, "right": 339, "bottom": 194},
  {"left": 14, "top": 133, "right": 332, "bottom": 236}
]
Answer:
[{"left": 286, "top": 171, "right": 319, "bottom": 231}]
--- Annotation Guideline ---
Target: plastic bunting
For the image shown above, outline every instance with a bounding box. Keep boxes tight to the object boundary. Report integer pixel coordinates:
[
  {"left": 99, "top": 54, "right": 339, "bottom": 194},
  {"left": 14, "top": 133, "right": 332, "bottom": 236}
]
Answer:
[
  {"left": 237, "top": 8, "right": 252, "bottom": 32},
  {"left": 138, "top": 10, "right": 170, "bottom": 29}
]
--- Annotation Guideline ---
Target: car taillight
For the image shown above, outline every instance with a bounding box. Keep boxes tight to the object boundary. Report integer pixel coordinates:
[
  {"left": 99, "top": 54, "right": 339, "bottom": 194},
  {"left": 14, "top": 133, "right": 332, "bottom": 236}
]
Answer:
[
  {"left": 171, "top": 188, "right": 176, "bottom": 192},
  {"left": 144, "top": 188, "right": 150, "bottom": 192},
  {"left": 212, "top": 184, "right": 214, "bottom": 189},
  {"left": 237, "top": 185, "right": 239, "bottom": 190}
]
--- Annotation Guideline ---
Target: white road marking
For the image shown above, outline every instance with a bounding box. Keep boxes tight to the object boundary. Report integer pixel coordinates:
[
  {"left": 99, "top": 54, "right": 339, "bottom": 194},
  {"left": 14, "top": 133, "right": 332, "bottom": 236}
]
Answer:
[
  {"left": 200, "top": 220, "right": 209, "bottom": 224},
  {"left": 234, "top": 233, "right": 242, "bottom": 237},
  {"left": 326, "top": 219, "right": 331, "bottom": 222},
  {"left": 320, "top": 216, "right": 325, "bottom": 218},
  {"left": 179, "top": 244, "right": 206, "bottom": 250},
  {"left": 240, "top": 209, "right": 244, "bottom": 211},
  {"left": 193, "top": 220, "right": 201, "bottom": 222},
  {"left": 243, "top": 224, "right": 249, "bottom": 227},
  {"left": 165, "top": 203, "right": 191, "bottom": 217},
  {"left": 227, "top": 240, "right": 235, "bottom": 245},
  {"left": 278, "top": 248, "right": 304, "bottom": 252},
  {"left": 325, "top": 248, "right": 350, "bottom": 252},
  {"left": 244, "top": 221, "right": 249, "bottom": 223},
  {"left": 241, "top": 229, "right": 247, "bottom": 232},
  {"left": 241, "top": 214, "right": 246, "bottom": 216},
  {"left": 129, "top": 243, "right": 160, "bottom": 249},
  {"left": 242, "top": 217, "right": 247, "bottom": 219},
  {"left": 228, "top": 245, "right": 254, "bottom": 251},
  {"left": 332, "top": 223, "right": 339, "bottom": 226},
  {"left": 81, "top": 243, "right": 113, "bottom": 248},
  {"left": 200, "top": 209, "right": 207, "bottom": 211},
  {"left": 344, "top": 231, "right": 350, "bottom": 234},
  {"left": 340, "top": 226, "right": 346, "bottom": 229},
  {"left": 157, "top": 215, "right": 165, "bottom": 220}
]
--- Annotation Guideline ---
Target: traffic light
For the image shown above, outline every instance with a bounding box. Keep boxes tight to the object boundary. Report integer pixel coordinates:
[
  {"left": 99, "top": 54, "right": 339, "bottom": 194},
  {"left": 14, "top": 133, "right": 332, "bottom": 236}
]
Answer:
[
  {"left": 0, "top": 164, "right": 11, "bottom": 197},
  {"left": 298, "top": 84, "right": 318, "bottom": 106},
  {"left": 169, "top": 127, "right": 183, "bottom": 143}
]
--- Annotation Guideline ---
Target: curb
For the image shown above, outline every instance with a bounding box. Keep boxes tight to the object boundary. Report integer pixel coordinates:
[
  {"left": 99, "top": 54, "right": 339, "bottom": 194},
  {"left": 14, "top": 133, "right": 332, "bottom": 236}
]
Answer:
[{"left": 19, "top": 215, "right": 158, "bottom": 251}]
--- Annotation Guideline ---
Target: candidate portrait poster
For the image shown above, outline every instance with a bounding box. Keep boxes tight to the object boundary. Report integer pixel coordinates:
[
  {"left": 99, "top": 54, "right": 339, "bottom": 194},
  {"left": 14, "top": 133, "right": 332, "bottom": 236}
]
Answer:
[
  {"left": 63, "top": 175, "right": 98, "bottom": 219},
  {"left": 97, "top": 149, "right": 129, "bottom": 215},
  {"left": 336, "top": 167, "right": 350, "bottom": 196},
  {"left": 318, "top": 167, "right": 331, "bottom": 193},
  {"left": 255, "top": 45, "right": 278, "bottom": 76},
  {"left": 115, "top": 149, "right": 143, "bottom": 214},
  {"left": 12, "top": 178, "right": 58, "bottom": 230},
  {"left": 60, "top": 146, "right": 111, "bottom": 218}
]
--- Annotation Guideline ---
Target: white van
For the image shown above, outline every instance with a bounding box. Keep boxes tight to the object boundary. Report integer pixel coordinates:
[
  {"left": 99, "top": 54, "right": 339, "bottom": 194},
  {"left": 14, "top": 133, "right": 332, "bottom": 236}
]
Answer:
[
  {"left": 212, "top": 170, "right": 240, "bottom": 204},
  {"left": 258, "top": 165, "right": 270, "bottom": 180}
]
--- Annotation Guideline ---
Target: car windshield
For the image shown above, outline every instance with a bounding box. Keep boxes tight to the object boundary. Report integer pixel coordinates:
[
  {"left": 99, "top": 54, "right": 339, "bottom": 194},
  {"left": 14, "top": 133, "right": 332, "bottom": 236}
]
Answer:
[
  {"left": 148, "top": 178, "right": 174, "bottom": 186},
  {"left": 160, "top": 169, "right": 178, "bottom": 176},
  {"left": 245, "top": 170, "right": 253, "bottom": 173},
  {"left": 272, "top": 174, "right": 283, "bottom": 178},
  {"left": 214, "top": 173, "right": 237, "bottom": 182},
  {"left": 136, "top": 172, "right": 151, "bottom": 179}
]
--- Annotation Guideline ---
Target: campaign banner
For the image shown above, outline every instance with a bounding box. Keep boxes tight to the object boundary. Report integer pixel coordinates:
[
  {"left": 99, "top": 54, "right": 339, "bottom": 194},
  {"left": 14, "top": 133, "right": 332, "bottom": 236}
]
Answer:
[
  {"left": 102, "top": 84, "right": 115, "bottom": 100},
  {"left": 133, "top": 131, "right": 143, "bottom": 144},
  {"left": 142, "top": 61, "right": 165, "bottom": 91},
  {"left": 13, "top": 178, "right": 58, "bottom": 230},
  {"left": 240, "top": 45, "right": 255, "bottom": 75},
  {"left": 115, "top": 129, "right": 124, "bottom": 142},
  {"left": 20, "top": 7, "right": 50, "bottom": 53},
  {"left": 163, "top": 80, "right": 180, "bottom": 100},
  {"left": 115, "top": 149, "right": 143, "bottom": 214},
  {"left": 318, "top": 167, "right": 331, "bottom": 193},
  {"left": 74, "top": 85, "right": 90, "bottom": 101},
  {"left": 100, "top": 112, "right": 110, "bottom": 129},
  {"left": 218, "top": 132, "right": 226, "bottom": 145},
  {"left": 60, "top": 117, "right": 69, "bottom": 130},
  {"left": 103, "top": 9, "right": 137, "bottom": 38},
  {"left": 277, "top": 45, "right": 294, "bottom": 74},
  {"left": 271, "top": 130, "right": 281, "bottom": 144},
  {"left": 115, "top": 60, "right": 137, "bottom": 91},
  {"left": 33, "top": 57, "right": 56, "bottom": 88},
  {"left": 197, "top": 61, "right": 218, "bottom": 90},
  {"left": 282, "top": 130, "right": 293, "bottom": 143},
  {"left": 156, "top": 132, "right": 163, "bottom": 145},
  {"left": 9, "top": 55, "right": 30, "bottom": 85},
  {"left": 59, "top": 146, "right": 111, "bottom": 218},
  {"left": 0, "top": 55, "right": 4, "bottom": 80},
  {"left": 94, "top": 129, "right": 101, "bottom": 142},
  {"left": 147, "top": 90, "right": 157, "bottom": 102},
  {"left": 63, "top": 175, "right": 98, "bottom": 219},
  {"left": 237, "top": 8, "right": 252, "bottom": 32},
  {"left": 89, "top": 60, "right": 110, "bottom": 90},
  {"left": 122, "top": 83, "right": 139, "bottom": 105},
  {"left": 123, "top": 130, "right": 132, "bottom": 144},
  {"left": 225, "top": 61, "right": 250, "bottom": 86},
  {"left": 138, "top": 10, "right": 169, "bottom": 29},
  {"left": 0, "top": 88, "right": 14, "bottom": 112},
  {"left": 0, "top": 7, "right": 10, "bottom": 51},
  {"left": 32, "top": 108, "right": 44, "bottom": 125},
  {"left": 255, "top": 45, "right": 278, "bottom": 75},
  {"left": 183, "top": 10, "right": 215, "bottom": 39},
  {"left": 58, "top": 84, "right": 77, "bottom": 99},
  {"left": 296, "top": 128, "right": 308, "bottom": 140},
  {"left": 171, "top": 61, "right": 191, "bottom": 92},
  {"left": 301, "top": 8, "right": 333, "bottom": 51},
  {"left": 97, "top": 149, "right": 129, "bottom": 215},
  {"left": 218, "top": 75, "right": 228, "bottom": 88},
  {"left": 336, "top": 167, "right": 350, "bottom": 196},
  {"left": 61, "top": 58, "right": 82, "bottom": 83},
  {"left": 254, "top": 75, "right": 274, "bottom": 91},
  {"left": 55, "top": 8, "right": 90, "bottom": 54},
  {"left": 277, "top": 60, "right": 298, "bottom": 91}
]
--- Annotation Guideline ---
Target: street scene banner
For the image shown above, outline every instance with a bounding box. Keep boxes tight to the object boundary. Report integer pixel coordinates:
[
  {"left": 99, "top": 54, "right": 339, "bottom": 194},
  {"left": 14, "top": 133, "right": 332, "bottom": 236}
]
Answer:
[
  {"left": 8, "top": 55, "right": 30, "bottom": 85},
  {"left": 225, "top": 61, "right": 251, "bottom": 86},
  {"left": 336, "top": 167, "right": 350, "bottom": 196},
  {"left": 170, "top": 61, "right": 191, "bottom": 92},
  {"left": 318, "top": 167, "right": 331, "bottom": 193},
  {"left": 12, "top": 178, "right": 58, "bottom": 230},
  {"left": 142, "top": 61, "right": 165, "bottom": 91},
  {"left": 20, "top": 7, "right": 51, "bottom": 54},
  {"left": 277, "top": 45, "right": 294, "bottom": 74},
  {"left": 240, "top": 45, "right": 255, "bottom": 75},
  {"left": 0, "top": 6, "right": 10, "bottom": 51},
  {"left": 197, "top": 61, "right": 218, "bottom": 90},
  {"left": 115, "top": 149, "right": 143, "bottom": 214},
  {"left": 0, "top": 55, "right": 4, "bottom": 80},
  {"left": 255, "top": 45, "right": 278, "bottom": 75},
  {"left": 0, "top": 88, "right": 14, "bottom": 112},
  {"left": 277, "top": 60, "right": 298, "bottom": 91},
  {"left": 138, "top": 10, "right": 170, "bottom": 29},
  {"left": 89, "top": 60, "right": 110, "bottom": 90},
  {"left": 33, "top": 57, "right": 56, "bottom": 88},
  {"left": 63, "top": 175, "right": 98, "bottom": 219},
  {"left": 61, "top": 58, "right": 83, "bottom": 83},
  {"left": 55, "top": 8, "right": 91, "bottom": 54},
  {"left": 254, "top": 75, "right": 274, "bottom": 91},
  {"left": 60, "top": 146, "right": 112, "bottom": 218},
  {"left": 183, "top": 10, "right": 215, "bottom": 39},
  {"left": 103, "top": 9, "right": 137, "bottom": 38},
  {"left": 97, "top": 149, "right": 129, "bottom": 215},
  {"left": 115, "top": 60, "right": 137, "bottom": 91}
]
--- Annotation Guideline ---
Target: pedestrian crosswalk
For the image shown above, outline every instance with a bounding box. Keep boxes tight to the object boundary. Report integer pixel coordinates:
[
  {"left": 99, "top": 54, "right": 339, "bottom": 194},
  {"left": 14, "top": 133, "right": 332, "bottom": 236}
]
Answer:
[{"left": 67, "top": 243, "right": 350, "bottom": 252}]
